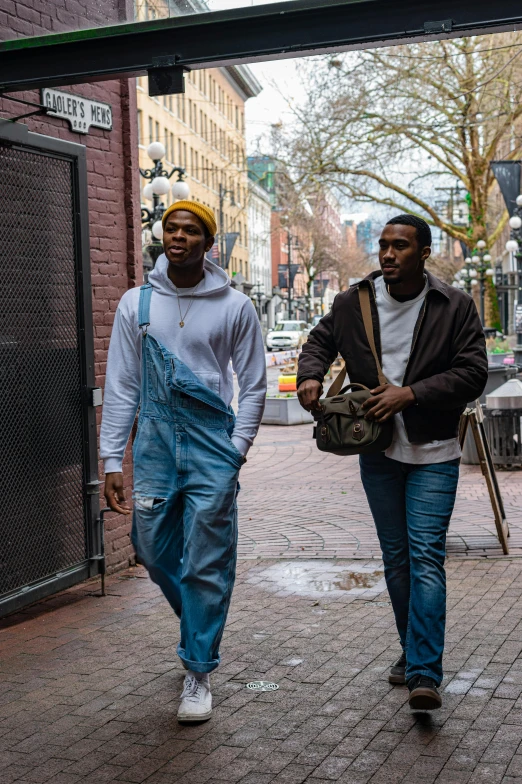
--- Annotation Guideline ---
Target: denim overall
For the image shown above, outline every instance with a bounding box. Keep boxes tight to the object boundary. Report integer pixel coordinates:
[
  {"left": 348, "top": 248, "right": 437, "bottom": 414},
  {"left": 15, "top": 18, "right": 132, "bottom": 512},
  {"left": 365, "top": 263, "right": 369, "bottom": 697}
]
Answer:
[{"left": 131, "top": 283, "right": 243, "bottom": 673}]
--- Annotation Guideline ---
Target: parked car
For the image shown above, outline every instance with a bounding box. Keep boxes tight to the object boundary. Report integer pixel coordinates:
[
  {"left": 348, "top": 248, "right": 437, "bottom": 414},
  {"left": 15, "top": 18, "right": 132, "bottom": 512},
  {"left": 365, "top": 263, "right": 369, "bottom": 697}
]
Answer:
[
  {"left": 311, "top": 314, "right": 322, "bottom": 327},
  {"left": 266, "top": 321, "right": 310, "bottom": 351}
]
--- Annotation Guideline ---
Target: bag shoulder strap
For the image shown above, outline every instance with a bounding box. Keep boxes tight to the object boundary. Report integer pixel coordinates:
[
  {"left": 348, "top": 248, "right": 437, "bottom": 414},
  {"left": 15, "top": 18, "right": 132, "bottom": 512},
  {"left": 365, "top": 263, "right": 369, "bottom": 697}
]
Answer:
[
  {"left": 138, "top": 283, "right": 153, "bottom": 331},
  {"left": 325, "top": 284, "right": 388, "bottom": 398},
  {"left": 326, "top": 363, "right": 346, "bottom": 398},
  {"left": 359, "top": 286, "right": 388, "bottom": 386}
]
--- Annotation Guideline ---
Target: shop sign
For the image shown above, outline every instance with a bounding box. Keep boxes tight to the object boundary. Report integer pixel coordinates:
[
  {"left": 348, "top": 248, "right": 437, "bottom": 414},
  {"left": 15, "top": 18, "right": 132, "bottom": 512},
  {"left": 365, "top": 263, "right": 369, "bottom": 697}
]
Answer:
[{"left": 40, "top": 88, "right": 113, "bottom": 134}]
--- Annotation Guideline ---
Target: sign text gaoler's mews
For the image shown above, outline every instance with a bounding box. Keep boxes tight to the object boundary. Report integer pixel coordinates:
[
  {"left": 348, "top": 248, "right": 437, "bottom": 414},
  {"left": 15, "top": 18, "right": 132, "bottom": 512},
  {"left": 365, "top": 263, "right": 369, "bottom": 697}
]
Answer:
[{"left": 41, "top": 89, "right": 112, "bottom": 134}]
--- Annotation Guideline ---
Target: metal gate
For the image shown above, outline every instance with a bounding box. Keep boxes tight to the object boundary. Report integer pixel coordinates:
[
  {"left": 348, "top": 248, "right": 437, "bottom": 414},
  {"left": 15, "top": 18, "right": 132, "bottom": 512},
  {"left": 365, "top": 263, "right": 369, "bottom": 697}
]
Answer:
[{"left": 0, "top": 121, "right": 100, "bottom": 616}]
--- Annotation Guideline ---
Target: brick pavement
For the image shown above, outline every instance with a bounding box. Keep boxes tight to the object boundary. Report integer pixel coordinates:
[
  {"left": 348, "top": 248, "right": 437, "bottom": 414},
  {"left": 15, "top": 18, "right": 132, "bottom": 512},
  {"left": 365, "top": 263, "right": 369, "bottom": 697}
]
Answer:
[
  {"left": 2, "top": 421, "right": 522, "bottom": 783},
  {"left": 4, "top": 559, "right": 522, "bottom": 783},
  {"left": 238, "top": 423, "right": 522, "bottom": 559}
]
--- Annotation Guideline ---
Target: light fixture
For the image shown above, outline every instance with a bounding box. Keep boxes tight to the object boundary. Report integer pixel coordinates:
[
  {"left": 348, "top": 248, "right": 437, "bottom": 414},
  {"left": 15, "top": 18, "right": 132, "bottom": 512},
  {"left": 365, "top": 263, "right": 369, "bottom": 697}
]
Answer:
[
  {"left": 486, "top": 269, "right": 494, "bottom": 276},
  {"left": 452, "top": 281, "right": 459, "bottom": 287},
  {"left": 476, "top": 240, "right": 486, "bottom": 249},
  {"left": 471, "top": 255, "right": 480, "bottom": 264},
  {"left": 152, "top": 221, "right": 164, "bottom": 240},
  {"left": 483, "top": 254, "right": 492, "bottom": 262},
  {"left": 151, "top": 176, "right": 170, "bottom": 195},
  {"left": 465, "top": 256, "right": 472, "bottom": 263},
  {"left": 143, "top": 183, "right": 154, "bottom": 201},
  {"left": 171, "top": 179, "right": 190, "bottom": 200},
  {"left": 147, "top": 141, "right": 165, "bottom": 161},
  {"left": 517, "top": 194, "right": 522, "bottom": 207},
  {"left": 471, "top": 278, "right": 478, "bottom": 285},
  {"left": 506, "top": 239, "right": 519, "bottom": 252},
  {"left": 509, "top": 215, "right": 522, "bottom": 230}
]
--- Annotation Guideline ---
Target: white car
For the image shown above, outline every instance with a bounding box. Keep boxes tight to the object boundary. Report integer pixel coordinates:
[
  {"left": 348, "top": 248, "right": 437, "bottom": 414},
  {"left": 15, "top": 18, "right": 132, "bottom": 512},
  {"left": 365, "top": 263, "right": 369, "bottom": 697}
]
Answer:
[{"left": 266, "top": 321, "right": 310, "bottom": 351}]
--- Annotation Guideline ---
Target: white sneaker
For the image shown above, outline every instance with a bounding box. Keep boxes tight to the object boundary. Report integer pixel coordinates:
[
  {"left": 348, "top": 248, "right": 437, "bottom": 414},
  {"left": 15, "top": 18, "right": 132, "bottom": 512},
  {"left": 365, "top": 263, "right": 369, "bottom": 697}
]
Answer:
[{"left": 177, "top": 672, "right": 212, "bottom": 723}]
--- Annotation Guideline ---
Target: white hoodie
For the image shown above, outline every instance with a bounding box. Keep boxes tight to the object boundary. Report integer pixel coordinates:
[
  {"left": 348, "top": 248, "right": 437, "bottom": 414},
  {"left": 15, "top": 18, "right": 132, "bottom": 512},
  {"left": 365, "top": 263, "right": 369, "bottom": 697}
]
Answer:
[{"left": 100, "top": 254, "right": 267, "bottom": 473}]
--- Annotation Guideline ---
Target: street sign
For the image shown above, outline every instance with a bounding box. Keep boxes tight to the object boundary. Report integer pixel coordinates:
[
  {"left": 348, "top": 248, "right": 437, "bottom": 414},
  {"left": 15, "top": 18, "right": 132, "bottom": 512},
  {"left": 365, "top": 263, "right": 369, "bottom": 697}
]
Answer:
[{"left": 40, "top": 88, "right": 113, "bottom": 134}]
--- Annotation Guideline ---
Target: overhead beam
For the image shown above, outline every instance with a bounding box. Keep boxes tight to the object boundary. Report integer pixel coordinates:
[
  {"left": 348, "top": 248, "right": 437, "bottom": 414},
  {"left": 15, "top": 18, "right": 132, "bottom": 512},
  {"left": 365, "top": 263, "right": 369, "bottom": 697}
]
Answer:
[{"left": 1, "top": 0, "right": 522, "bottom": 93}]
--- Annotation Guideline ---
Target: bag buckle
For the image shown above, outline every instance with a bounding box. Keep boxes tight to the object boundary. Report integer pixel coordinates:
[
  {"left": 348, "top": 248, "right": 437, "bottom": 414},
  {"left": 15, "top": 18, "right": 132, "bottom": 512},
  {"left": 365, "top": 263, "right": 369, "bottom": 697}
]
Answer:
[{"left": 352, "top": 420, "right": 364, "bottom": 441}]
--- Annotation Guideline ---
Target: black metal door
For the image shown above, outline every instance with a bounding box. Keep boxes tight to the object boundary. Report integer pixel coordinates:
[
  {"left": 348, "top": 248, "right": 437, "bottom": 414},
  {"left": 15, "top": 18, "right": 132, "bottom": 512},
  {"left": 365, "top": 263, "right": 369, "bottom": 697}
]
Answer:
[{"left": 0, "top": 122, "right": 100, "bottom": 616}]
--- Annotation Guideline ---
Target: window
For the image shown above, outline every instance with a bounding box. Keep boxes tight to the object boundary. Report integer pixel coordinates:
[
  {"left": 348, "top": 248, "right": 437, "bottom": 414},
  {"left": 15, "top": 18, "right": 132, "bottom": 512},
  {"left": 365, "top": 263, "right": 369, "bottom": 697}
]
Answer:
[
  {"left": 137, "top": 110, "right": 142, "bottom": 145},
  {"left": 178, "top": 139, "right": 182, "bottom": 168},
  {"left": 148, "top": 116, "right": 153, "bottom": 145},
  {"left": 235, "top": 106, "right": 239, "bottom": 129},
  {"left": 163, "top": 95, "right": 167, "bottom": 108},
  {"left": 168, "top": 95, "right": 173, "bottom": 112},
  {"left": 183, "top": 142, "right": 187, "bottom": 169},
  {"left": 170, "top": 132, "right": 175, "bottom": 164},
  {"left": 190, "top": 148, "right": 194, "bottom": 177},
  {"left": 194, "top": 151, "right": 199, "bottom": 180},
  {"left": 155, "top": 121, "right": 160, "bottom": 142},
  {"left": 188, "top": 100, "right": 192, "bottom": 128}
]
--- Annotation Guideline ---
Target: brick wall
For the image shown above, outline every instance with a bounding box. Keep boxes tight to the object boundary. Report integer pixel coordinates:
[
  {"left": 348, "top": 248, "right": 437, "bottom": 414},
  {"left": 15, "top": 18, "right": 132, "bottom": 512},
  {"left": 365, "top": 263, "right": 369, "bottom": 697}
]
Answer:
[{"left": 0, "top": 0, "right": 141, "bottom": 572}]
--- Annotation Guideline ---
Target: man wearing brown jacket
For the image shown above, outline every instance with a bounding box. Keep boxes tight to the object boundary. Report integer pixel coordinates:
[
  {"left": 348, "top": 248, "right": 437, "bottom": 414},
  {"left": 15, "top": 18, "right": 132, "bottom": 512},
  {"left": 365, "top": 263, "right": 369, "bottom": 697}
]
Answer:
[{"left": 297, "top": 215, "right": 487, "bottom": 710}]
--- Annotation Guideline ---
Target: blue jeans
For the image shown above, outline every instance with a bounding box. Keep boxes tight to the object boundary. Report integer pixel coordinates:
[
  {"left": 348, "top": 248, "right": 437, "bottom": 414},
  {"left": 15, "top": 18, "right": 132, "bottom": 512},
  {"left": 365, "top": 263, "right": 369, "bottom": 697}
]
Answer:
[
  {"left": 131, "top": 284, "right": 242, "bottom": 674},
  {"left": 359, "top": 453, "right": 460, "bottom": 685}
]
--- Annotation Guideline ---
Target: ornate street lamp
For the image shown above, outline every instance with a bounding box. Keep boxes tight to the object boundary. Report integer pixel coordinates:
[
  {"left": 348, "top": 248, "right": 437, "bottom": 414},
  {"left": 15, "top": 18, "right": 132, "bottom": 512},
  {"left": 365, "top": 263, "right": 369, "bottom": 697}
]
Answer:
[
  {"left": 140, "top": 141, "right": 190, "bottom": 271},
  {"left": 505, "top": 194, "right": 522, "bottom": 363},
  {"left": 454, "top": 256, "right": 477, "bottom": 295},
  {"left": 453, "top": 246, "right": 493, "bottom": 326},
  {"left": 474, "top": 240, "right": 494, "bottom": 327}
]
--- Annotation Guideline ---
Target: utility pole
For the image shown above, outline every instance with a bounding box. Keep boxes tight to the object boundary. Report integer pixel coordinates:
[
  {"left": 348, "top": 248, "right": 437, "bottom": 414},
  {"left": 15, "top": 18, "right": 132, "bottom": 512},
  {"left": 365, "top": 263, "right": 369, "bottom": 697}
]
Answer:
[{"left": 287, "top": 227, "right": 293, "bottom": 320}]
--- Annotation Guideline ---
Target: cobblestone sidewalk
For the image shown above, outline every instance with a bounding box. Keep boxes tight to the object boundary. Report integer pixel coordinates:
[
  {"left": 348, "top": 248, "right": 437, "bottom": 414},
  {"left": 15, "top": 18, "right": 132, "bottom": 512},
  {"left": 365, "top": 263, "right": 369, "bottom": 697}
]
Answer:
[
  {"left": 238, "top": 424, "right": 522, "bottom": 559},
  {"left": 2, "top": 421, "right": 522, "bottom": 783},
  {"left": 3, "top": 558, "right": 522, "bottom": 783}
]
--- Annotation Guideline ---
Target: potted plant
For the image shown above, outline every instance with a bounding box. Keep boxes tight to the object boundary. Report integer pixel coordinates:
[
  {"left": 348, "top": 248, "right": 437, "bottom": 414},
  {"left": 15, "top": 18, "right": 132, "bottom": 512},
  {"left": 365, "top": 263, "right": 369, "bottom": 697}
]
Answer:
[{"left": 486, "top": 337, "right": 513, "bottom": 366}]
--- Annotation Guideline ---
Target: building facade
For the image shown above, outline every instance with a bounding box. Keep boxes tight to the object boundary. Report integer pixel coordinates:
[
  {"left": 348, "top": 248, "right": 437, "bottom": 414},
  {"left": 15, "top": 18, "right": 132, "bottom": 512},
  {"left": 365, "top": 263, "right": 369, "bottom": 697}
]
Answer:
[
  {"left": 136, "top": 8, "right": 261, "bottom": 283},
  {"left": 248, "top": 179, "right": 273, "bottom": 329}
]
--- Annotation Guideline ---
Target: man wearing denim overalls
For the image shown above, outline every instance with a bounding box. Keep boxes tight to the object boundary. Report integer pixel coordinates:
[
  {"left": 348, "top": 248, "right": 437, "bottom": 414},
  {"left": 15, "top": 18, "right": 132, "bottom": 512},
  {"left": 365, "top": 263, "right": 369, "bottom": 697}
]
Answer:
[{"left": 100, "top": 202, "right": 266, "bottom": 722}]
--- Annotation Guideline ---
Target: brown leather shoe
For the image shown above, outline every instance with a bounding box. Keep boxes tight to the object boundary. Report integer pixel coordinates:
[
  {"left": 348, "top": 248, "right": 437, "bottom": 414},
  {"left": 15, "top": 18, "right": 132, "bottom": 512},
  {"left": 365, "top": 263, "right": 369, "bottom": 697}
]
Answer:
[{"left": 408, "top": 675, "right": 442, "bottom": 710}]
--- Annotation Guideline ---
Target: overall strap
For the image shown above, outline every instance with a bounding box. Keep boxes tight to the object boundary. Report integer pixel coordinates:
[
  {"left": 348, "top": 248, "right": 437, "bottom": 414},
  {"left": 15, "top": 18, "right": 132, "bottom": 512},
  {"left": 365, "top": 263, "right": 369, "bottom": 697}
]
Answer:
[
  {"left": 359, "top": 286, "right": 388, "bottom": 386},
  {"left": 138, "top": 283, "right": 153, "bottom": 332}
]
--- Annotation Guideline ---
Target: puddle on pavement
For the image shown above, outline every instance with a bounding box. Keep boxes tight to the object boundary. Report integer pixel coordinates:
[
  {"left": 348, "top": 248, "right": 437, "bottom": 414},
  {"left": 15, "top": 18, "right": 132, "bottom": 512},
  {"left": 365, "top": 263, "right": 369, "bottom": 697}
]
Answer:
[
  {"left": 306, "top": 570, "right": 384, "bottom": 592},
  {"left": 249, "top": 560, "right": 387, "bottom": 598}
]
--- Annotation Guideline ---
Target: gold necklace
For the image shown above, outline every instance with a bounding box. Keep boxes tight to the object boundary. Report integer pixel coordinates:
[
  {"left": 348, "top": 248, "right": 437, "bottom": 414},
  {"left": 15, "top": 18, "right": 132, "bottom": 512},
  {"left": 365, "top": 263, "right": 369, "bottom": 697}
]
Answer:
[{"left": 174, "top": 279, "right": 202, "bottom": 327}]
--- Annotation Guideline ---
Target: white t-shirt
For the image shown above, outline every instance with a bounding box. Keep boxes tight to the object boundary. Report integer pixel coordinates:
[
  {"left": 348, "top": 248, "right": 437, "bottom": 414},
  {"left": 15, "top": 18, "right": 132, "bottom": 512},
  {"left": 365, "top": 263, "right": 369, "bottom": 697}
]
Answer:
[{"left": 374, "top": 275, "right": 461, "bottom": 464}]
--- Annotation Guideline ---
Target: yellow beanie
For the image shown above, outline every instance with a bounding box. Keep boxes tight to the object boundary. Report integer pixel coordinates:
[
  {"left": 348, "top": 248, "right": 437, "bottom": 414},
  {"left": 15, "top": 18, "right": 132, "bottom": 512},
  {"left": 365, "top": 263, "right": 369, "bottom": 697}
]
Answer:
[{"left": 162, "top": 200, "right": 217, "bottom": 236}]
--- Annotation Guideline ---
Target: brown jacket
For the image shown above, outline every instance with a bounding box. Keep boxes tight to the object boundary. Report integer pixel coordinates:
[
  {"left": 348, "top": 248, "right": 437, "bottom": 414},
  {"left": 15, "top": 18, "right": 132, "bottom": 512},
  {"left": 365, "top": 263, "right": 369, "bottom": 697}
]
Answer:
[{"left": 297, "top": 270, "right": 488, "bottom": 443}]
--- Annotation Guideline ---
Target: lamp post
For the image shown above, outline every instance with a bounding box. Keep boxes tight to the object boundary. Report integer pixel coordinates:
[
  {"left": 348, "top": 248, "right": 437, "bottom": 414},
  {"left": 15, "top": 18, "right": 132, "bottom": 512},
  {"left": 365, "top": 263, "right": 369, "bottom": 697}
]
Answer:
[
  {"left": 219, "top": 183, "right": 235, "bottom": 269},
  {"left": 473, "top": 241, "right": 494, "bottom": 326},
  {"left": 251, "top": 282, "right": 266, "bottom": 322},
  {"left": 140, "top": 141, "right": 189, "bottom": 270},
  {"left": 505, "top": 194, "right": 522, "bottom": 363},
  {"left": 285, "top": 228, "right": 300, "bottom": 320},
  {"left": 453, "top": 256, "right": 477, "bottom": 295},
  {"left": 453, "top": 245, "right": 493, "bottom": 325}
]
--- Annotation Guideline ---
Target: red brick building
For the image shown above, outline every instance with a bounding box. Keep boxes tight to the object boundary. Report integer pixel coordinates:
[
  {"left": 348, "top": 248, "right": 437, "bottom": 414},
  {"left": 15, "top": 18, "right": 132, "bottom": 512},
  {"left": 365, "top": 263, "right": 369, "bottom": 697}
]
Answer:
[{"left": 0, "top": 0, "right": 141, "bottom": 607}]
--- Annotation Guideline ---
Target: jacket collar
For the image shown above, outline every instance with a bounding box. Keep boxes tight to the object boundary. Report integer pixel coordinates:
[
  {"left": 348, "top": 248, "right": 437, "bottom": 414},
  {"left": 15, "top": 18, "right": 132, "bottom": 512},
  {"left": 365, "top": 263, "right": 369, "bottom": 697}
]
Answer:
[{"left": 359, "top": 269, "right": 450, "bottom": 300}]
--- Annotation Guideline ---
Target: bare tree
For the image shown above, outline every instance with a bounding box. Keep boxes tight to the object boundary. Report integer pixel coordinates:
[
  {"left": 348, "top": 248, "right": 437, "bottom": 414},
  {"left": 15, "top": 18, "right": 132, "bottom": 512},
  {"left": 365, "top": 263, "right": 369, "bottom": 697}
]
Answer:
[{"left": 279, "top": 35, "right": 522, "bottom": 248}]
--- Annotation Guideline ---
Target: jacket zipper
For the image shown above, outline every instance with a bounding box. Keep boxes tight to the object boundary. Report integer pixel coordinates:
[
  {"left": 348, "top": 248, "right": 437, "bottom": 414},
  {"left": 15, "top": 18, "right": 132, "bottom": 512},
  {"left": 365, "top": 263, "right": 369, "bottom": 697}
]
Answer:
[{"left": 402, "top": 290, "right": 430, "bottom": 385}]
